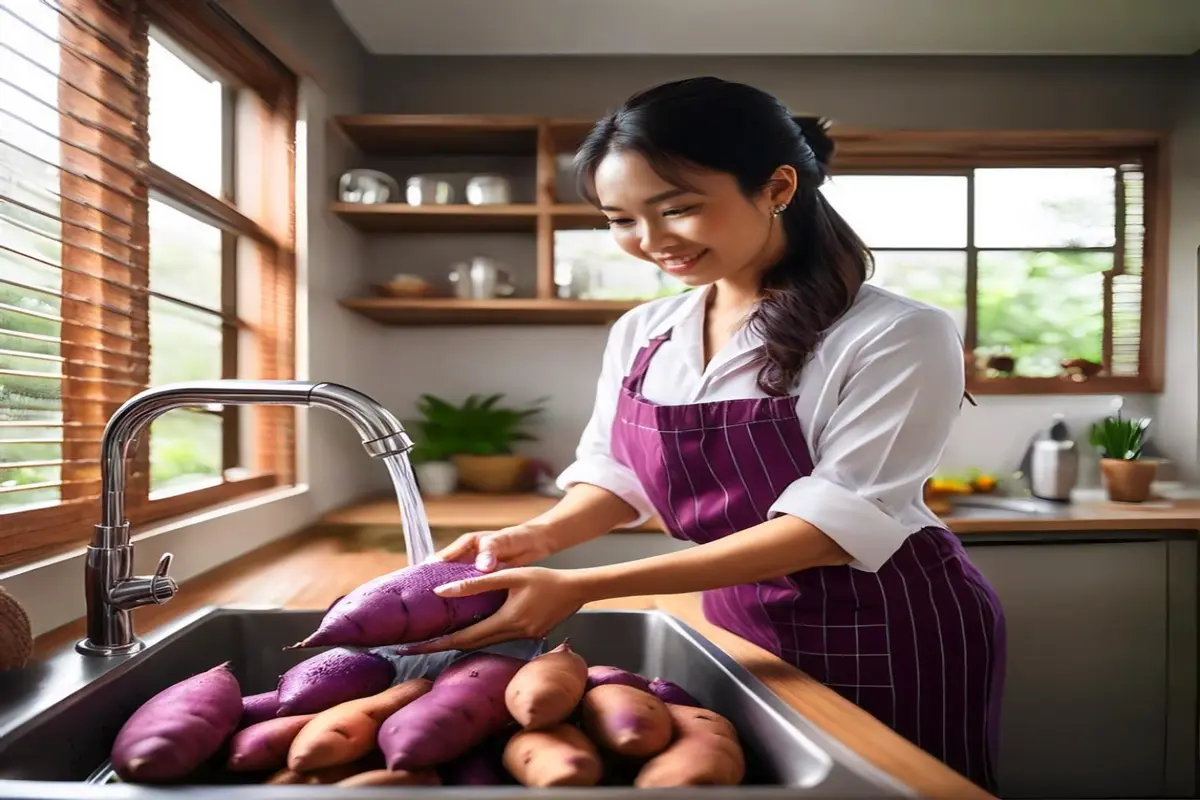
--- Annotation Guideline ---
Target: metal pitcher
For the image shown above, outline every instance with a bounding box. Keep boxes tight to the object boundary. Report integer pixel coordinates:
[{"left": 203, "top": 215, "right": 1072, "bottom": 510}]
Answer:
[{"left": 448, "top": 257, "right": 516, "bottom": 299}]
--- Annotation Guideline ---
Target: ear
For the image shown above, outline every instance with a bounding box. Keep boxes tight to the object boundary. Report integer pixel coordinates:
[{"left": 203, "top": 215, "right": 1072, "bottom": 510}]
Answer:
[{"left": 760, "top": 165, "right": 798, "bottom": 212}]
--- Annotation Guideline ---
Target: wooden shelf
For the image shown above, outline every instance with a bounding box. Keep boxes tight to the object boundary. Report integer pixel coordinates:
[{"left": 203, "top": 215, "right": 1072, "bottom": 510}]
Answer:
[
  {"left": 338, "top": 297, "right": 640, "bottom": 326},
  {"left": 332, "top": 203, "right": 539, "bottom": 233},
  {"left": 551, "top": 204, "right": 606, "bottom": 228},
  {"left": 335, "top": 114, "right": 541, "bottom": 155}
]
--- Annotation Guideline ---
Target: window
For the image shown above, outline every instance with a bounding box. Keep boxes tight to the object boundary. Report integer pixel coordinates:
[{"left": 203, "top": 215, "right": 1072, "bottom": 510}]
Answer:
[
  {"left": 825, "top": 129, "right": 1164, "bottom": 395},
  {"left": 0, "top": 0, "right": 296, "bottom": 568}
]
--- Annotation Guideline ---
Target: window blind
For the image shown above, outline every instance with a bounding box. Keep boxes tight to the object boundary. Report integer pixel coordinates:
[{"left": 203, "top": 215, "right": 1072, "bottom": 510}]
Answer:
[
  {"left": 1, "top": 0, "right": 150, "bottom": 517},
  {"left": 0, "top": 0, "right": 296, "bottom": 568}
]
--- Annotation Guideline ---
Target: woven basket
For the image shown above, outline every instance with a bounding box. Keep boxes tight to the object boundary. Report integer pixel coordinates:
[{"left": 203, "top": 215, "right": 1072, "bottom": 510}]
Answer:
[{"left": 0, "top": 586, "right": 33, "bottom": 670}]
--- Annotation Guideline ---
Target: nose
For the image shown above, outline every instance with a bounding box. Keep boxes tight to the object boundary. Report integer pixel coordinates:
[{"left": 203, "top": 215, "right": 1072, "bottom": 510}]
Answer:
[{"left": 639, "top": 217, "right": 673, "bottom": 254}]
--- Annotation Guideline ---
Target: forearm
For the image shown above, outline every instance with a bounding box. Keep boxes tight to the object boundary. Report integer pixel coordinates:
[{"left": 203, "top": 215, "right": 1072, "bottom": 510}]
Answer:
[
  {"left": 573, "top": 514, "right": 852, "bottom": 601},
  {"left": 527, "top": 482, "right": 642, "bottom": 555}
]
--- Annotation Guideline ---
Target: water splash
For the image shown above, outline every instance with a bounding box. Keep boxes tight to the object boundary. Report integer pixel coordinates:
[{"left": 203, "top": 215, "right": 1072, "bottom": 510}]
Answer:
[{"left": 382, "top": 454, "right": 435, "bottom": 565}]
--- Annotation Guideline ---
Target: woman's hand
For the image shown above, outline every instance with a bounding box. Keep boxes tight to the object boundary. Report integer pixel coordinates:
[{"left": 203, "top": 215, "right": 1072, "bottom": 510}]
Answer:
[
  {"left": 398, "top": 567, "right": 588, "bottom": 653},
  {"left": 432, "top": 523, "right": 555, "bottom": 572}
]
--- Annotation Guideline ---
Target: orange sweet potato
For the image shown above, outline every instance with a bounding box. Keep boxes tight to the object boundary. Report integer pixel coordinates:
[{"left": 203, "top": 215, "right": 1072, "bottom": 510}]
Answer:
[
  {"left": 634, "top": 732, "right": 746, "bottom": 787},
  {"left": 635, "top": 703, "right": 745, "bottom": 787},
  {"left": 502, "top": 723, "right": 603, "bottom": 787},
  {"left": 287, "top": 678, "right": 432, "bottom": 771},
  {"left": 226, "top": 713, "right": 317, "bottom": 772},
  {"left": 505, "top": 640, "right": 588, "bottom": 730},
  {"left": 336, "top": 768, "right": 442, "bottom": 787},
  {"left": 580, "top": 684, "right": 671, "bottom": 758}
]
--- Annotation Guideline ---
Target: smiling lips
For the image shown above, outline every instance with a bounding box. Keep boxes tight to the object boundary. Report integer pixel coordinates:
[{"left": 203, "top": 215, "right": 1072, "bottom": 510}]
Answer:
[{"left": 657, "top": 249, "right": 709, "bottom": 274}]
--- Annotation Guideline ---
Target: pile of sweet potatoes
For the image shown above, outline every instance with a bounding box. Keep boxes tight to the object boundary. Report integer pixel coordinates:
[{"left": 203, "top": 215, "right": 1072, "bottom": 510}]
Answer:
[
  {"left": 108, "top": 643, "right": 745, "bottom": 788},
  {"left": 107, "top": 561, "right": 745, "bottom": 788}
]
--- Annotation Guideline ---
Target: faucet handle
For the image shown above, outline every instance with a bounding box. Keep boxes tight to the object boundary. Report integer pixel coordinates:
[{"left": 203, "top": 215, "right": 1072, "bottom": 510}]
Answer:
[
  {"left": 107, "top": 552, "right": 178, "bottom": 610},
  {"left": 155, "top": 552, "right": 173, "bottom": 579}
]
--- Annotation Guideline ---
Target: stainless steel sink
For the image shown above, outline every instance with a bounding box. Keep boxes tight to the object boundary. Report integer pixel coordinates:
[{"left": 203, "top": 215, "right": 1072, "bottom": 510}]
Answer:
[{"left": 0, "top": 606, "right": 916, "bottom": 798}]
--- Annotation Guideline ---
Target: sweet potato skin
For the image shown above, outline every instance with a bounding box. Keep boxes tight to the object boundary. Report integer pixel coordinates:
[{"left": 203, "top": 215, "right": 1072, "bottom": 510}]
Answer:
[
  {"left": 439, "top": 737, "right": 512, "bottom": 786},
  {"left": 585, "top": 665, "right": 651, "bottom": 692},
  {"left": 111, "top": 662, "right": 243, "bottom": 783},
  {"left": 287, "top": 678, "right": 432, "bottom": 771},
  {"left": 239, "top": 691, "right": 281, "bottom": 727},
  {"left": 634, "top": 732, "right": 746, "bottom": 787},
  {"left": 377, "top": 652, "right": 524, "bottom": 770},
  {"left": 505, "top": 640, "right": 588, "bottom": 730},
  {"left": 226, "top": 713, "right": 316, "bottom": 772},
  {"left": 580, "top": 683, "right": 672, "bottom": 758},
  {"left": 293, "top": 561, "right": 506, "bottom": 648},
  {"left": 503, "top": 723, "right": 603, "bottom": 787},
  {"left": 636, "top": 704, "right": 745, "bottom": 787},
  {"left": 275, "top": 647, "right": 394, "bottom": 716},
  {"left": 648, "top": 677, "right": 701, "bottom": 708},
  {"left": 666, "top": 703, "right": 739, "bottom": 741},
  {"left": 336, "top": 768, "right": 442, "bottom": 787}
]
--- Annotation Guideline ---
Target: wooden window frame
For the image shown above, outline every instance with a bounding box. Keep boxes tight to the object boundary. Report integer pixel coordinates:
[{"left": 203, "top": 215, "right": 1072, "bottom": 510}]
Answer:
[
  {"left": 0, "top": 0, "right": 296, "bottom": 570},
  {"left": 827, "top": 128, "right": 1168, "bottom": 396}
]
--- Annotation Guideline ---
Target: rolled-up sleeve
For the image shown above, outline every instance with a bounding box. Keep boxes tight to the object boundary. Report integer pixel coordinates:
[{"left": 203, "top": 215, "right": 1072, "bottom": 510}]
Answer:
[
  {"left": 556, "top": 313, "right": 657, "bottom": 527},
  {"left": 768, "top": 308, "right": 965, "bottom": 572}
]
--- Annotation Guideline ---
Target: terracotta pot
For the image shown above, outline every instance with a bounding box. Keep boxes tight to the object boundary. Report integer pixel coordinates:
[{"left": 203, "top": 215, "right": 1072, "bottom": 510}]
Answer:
[
  {"left": 1099, "top": 458, "right": 1157, "bottom": 503},
  {"left": 452, "top": 454, "right": 529, "bottom": 493}
]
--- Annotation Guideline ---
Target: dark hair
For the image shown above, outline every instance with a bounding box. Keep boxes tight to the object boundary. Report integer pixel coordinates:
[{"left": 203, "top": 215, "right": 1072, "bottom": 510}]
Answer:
[{"left": 574, "top": 76, "right": 873, "bottom": 396}]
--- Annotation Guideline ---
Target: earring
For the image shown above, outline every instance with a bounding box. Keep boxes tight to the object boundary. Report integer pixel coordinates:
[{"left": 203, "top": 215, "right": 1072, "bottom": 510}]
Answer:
[{"left": 771, "top": 203, "right": 788, "bottom": 217}]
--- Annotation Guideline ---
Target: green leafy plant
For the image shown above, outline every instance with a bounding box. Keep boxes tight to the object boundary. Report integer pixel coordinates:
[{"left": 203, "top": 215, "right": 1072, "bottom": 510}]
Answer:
[
  {"left": 1089, "top": 413, "right": 1151, "bottom": 461},
  {"left": 406, "top": 393, "right": 546, "bottom": 462}
]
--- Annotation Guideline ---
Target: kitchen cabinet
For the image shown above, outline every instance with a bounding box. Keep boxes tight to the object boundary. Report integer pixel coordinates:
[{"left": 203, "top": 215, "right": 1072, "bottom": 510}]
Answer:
[{"left": 962, "top": 533, "right": 1197, "bottom": 799}]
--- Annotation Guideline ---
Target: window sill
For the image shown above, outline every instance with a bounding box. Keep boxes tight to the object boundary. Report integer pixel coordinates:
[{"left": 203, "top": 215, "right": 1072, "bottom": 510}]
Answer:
[
  {"left": 0, "top": 484, "right": 316, "bottom": 638},
  {"left": 967, "top": 375, "right": 1160, "bottom": 396}
]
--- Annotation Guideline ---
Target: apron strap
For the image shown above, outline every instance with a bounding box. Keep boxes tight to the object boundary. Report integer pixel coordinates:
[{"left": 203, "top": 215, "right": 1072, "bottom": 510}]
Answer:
[{"left": 621, "top": 328, "right": 673, "bottom": 395}]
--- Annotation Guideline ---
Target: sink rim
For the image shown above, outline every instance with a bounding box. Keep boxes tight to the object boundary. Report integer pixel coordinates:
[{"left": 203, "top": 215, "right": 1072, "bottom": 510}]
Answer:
[{"left": 0, "top": 604, "right": 917, "bottom": 797}]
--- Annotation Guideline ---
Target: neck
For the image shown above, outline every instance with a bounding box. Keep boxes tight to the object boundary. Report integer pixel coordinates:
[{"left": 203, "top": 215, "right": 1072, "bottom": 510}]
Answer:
[{"left": 712, "top": 212, "right": 788, "bottom": 314}]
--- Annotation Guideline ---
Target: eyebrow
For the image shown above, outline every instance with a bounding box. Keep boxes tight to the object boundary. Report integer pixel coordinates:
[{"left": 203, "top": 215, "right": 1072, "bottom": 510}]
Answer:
[{"left": 599, "top": 188, "right": 691, "bottom": 212}]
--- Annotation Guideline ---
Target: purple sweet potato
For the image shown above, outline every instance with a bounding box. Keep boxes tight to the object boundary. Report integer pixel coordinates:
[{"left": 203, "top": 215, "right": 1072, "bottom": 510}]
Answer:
[
  {"left": 377, "top": 652, "right": 525, "bottom": 770},
  {"left": 276, "top": 648, "right": 394, "bottom": 716},
  {"left": 586, "top": 665, "right": 651, "bottom": 693},
  {"left": 648, "top": 677, "right": 701, "bottom": 708},
  {"left": 291, "top": 562, "right": 506, "bottom": 649},
  {"left": 240, "top": 691, "right": 281, "bottom": 727},
  {"left": 111, "top": 662, "right": 243, "bottom": 783},
  {"left": 439, "top": 737, "right": 512, "bottom": 786},
  {"left": 226, "top": 713, "right": 316, "bottom": 772}
]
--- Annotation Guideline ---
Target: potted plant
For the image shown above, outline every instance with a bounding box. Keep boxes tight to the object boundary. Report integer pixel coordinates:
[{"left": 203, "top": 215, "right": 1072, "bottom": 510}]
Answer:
[
  {"left": 410, "top": 392, "right": 546, "bottom": 494},
  {"left": 1089, "top": 412, "right": 1155, "bottom": 503}
]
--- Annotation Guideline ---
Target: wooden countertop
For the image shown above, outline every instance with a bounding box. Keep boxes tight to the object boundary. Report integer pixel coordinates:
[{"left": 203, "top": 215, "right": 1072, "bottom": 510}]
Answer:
[
  {"left": 317, "top": 491, "right": 1200, "bottom": 536},
  {"left": 33, "top": 528, "right": 992, "bottom": 800}
]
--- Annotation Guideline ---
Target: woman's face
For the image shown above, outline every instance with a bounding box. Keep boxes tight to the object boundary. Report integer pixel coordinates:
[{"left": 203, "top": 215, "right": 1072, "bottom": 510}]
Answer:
[{"left": 591, "top": 150, "right": 794, "bottom": 288}]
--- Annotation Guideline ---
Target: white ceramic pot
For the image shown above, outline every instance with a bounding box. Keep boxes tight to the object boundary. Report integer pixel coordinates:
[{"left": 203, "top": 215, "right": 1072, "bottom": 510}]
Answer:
[{"left": 415, "top": 461, "right": 457, "bottom": 496}]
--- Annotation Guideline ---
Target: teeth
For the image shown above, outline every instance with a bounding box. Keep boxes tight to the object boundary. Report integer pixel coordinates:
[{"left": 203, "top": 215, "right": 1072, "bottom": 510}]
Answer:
[{"left": 662, "top": 252, "right": 701, "bottom": 267}]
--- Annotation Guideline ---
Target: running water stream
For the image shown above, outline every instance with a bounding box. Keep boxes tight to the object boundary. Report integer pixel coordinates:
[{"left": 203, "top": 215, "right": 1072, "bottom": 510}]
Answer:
[{"left": 382, "top": 453, "right": 435, "bottom": 565}]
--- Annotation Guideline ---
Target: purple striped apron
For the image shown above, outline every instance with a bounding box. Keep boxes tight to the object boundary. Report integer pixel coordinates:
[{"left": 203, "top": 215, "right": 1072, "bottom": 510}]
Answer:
[{"left": 609, "top": 328, "right": 1007, "bottom": 792}]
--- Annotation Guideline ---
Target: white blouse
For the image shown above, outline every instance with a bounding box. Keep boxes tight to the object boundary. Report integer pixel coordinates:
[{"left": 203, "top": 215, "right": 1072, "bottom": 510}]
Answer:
[{"left": 555, "top": 282, "right": 966, "bottom": 573}]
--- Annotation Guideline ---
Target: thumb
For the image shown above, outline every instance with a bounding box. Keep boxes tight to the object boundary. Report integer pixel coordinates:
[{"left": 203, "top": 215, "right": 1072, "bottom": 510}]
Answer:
[
  {"left": 434, "top": 570, "right": 515, "bottom": 598},
  {"left": 474, "top": 531, "right": 517, "bottom": 572}
]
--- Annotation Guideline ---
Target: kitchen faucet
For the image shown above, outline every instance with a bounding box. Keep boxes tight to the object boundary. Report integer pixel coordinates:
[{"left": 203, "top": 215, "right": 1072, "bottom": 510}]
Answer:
[{"left": 76, "top": 380, "right": 414, "bottom": 657}]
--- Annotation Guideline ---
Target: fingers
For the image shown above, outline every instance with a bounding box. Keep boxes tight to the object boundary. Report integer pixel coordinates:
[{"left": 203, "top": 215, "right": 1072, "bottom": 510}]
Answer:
[
  {"left": 432, "top": 532, "right": 481, "bottom": 563},
  {"left": 434, "top": 570, "right": 518, "bottom": 598}
]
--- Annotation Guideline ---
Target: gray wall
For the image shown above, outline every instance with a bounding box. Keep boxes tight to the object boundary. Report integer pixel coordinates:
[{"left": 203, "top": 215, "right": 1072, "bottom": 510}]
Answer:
[
  {"left": 367, "top": 55, "right": 1183, "bottom": 129},
  {"left": 357, "top": 54, "right": 1193, "bottom": 485}
]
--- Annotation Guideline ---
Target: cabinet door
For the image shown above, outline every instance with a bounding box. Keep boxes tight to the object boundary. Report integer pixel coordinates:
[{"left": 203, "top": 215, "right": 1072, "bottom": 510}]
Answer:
[{"left": 963, "top": 541, "right": 1167, "bottom": 799}]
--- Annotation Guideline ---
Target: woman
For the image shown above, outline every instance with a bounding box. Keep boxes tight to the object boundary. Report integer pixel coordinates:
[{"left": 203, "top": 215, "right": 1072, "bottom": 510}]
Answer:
[{"left": 414, "top": 76, "right": 1006, "bottom": 790}]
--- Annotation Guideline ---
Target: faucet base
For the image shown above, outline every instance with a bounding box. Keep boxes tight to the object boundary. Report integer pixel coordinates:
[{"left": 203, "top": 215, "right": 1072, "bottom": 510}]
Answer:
[{"left": 74, "top": 637, "right": 145, "bottom": 657}]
